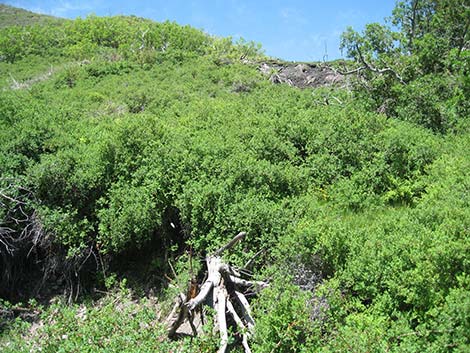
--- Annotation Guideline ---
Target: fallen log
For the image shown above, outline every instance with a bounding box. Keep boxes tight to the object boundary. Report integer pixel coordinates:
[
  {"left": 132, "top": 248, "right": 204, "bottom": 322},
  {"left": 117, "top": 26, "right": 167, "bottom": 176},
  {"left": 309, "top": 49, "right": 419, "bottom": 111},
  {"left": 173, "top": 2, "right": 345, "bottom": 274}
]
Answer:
[{"left": 166, "top": 232, "right": 267, "bottom": 353}]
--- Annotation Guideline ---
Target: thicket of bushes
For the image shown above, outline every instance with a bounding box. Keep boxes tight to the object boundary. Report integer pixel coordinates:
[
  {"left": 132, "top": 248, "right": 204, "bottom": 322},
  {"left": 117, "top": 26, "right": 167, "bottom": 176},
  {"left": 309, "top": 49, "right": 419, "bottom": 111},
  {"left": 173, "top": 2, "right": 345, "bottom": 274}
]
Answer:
[
  {"left": 1, "top": 1, "right": 469, "bottom": 352},
  {"left": 0, "top": 14, "right": 260, "bottom": 64}
]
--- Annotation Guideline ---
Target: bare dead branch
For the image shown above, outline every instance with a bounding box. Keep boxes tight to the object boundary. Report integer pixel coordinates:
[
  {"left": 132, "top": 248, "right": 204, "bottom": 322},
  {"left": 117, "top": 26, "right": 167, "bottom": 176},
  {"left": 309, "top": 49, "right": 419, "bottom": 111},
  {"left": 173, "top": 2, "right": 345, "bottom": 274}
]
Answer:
[
  {"left": 186, "top": 257, "right": 222, "bottom": 311},
  {"left": 216, "top": 287, "right": 229, "bottom": 353},
  {"left": 226, "top": 299, "right": 252, "bottom": 353},
  {"left": 234, "top": 291, "right": 255, "bottom": 332},
  {"left": 228, "top": 275, "right": 268, "bottom": 291},
  {"left": 337, "top": 45, "right": 406, "bottom": 85},
  {"left": 213, "top": 231, "right": 246, "bottom": 257},
  {"left": 167, "top": 293, "right": 189, "bottom": 337},
  {"left": 243, "top": 248, "right": 266, "bottom": 270}
]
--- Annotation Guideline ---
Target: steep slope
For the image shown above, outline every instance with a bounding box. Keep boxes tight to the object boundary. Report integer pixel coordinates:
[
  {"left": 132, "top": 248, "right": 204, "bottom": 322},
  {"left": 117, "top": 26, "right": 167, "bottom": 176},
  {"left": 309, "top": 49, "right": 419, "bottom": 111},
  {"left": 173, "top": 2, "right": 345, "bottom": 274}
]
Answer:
[{"left": 1, "top": 4, "right": 469, "bottom": 353}]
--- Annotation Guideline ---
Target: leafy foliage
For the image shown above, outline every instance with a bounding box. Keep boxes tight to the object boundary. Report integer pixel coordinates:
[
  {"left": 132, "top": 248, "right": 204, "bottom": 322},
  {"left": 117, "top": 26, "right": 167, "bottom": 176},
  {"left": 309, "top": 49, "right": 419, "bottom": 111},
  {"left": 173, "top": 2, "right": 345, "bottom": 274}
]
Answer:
[
  {"left": 1, "top": 2, "right": 469, "bottom": 352},
  {"left": 340, "top": 0, "right": 470, "bottom": 132},
  {"left": 0, "top": 4, "right": 64, "bottom": 29},
  {"left": 0, "top": 285, "right": 219, "bottom": 353}
]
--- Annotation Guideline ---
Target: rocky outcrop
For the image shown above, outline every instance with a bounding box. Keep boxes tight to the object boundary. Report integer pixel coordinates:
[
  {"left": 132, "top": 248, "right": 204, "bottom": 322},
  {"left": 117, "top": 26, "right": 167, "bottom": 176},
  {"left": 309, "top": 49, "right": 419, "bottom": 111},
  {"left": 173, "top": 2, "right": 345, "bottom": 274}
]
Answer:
[{"left": 259, "top": 61, "right": 344, "bottom": 89}]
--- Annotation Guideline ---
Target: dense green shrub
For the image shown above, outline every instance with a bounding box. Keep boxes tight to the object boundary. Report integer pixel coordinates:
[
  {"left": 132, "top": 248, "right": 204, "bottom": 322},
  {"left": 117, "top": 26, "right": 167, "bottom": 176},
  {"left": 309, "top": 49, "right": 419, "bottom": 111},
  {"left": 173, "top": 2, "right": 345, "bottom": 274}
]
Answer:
[
  {"left": 253, "top": 280, "right": 320, "bottom": 352},
  {"left": 0, "top": 287, "right": 176, "bottom": 353},
  {"left": 0, "top": 14, "right": 262, "bottom": 65},
  {"left": 394, "top": 75, "right": 460, "bottom": 133},
  {"left": 1, "top": 3, "right": 469, "bottom": 351}
]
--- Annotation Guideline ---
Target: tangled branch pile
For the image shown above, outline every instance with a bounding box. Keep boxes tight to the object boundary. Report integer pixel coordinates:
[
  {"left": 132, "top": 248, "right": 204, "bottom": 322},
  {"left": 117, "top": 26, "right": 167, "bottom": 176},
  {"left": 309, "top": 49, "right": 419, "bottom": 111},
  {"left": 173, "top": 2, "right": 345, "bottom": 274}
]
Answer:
[{"left": 166, "top": 232, "right": 268, "bottom": 353}]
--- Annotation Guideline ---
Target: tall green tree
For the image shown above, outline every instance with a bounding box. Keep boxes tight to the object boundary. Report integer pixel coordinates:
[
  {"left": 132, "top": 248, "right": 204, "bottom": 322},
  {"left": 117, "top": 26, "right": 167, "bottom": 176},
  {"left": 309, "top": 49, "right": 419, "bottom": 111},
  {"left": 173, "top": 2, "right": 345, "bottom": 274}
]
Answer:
[
  {"left": 341, "top": 0, "right": 470, "bottom": 76},
  {"left": 340, "top": 0, "right": 470, "bottom": 132}
]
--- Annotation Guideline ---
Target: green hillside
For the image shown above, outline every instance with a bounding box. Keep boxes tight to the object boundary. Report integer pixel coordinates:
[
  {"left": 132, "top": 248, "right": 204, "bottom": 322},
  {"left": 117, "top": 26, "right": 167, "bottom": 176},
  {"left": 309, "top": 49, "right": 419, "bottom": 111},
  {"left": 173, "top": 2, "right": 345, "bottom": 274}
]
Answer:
[
  {"left": 0, "top": 2, "right": 469, "bottom": 352},
  {"left": 0, "top": 4, "right": 64, "bottom": 28}
]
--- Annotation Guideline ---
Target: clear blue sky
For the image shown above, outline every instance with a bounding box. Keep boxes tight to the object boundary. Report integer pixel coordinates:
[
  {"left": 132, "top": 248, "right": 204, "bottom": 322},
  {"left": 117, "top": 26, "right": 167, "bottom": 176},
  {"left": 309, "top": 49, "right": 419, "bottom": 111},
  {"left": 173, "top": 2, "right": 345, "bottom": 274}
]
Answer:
[{"left": 4, "top": 0, "right": 396, "bottom": 61}]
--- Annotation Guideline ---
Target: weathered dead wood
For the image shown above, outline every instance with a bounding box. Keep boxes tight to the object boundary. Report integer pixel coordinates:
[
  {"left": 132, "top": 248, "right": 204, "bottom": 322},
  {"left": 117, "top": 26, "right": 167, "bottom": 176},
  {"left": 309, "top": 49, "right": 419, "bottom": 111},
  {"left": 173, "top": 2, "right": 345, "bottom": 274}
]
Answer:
[
  {"left": 216, "top": 287, "right": 228, "bottom": 353},
  {"left": 234, "top": 290, "right": 255, "bottom": 332},
  {"left": 186, "top": 256, "right": 222, "bottom": 311},
  {"left": 228, "top": 275, "right": 268, "bottom": 291},
  {"left": 226, "top": 298, "right": 252, "bottom": 353},
  {"left": 166, "top": 231, "right": 267, "bottom": 352},
  {"left": 213, "top": 231, "right": 246, "bottom": 257},
  {"left": 336, "top": 45, "right": 406, "bottom": 85},
  {"left": 166, "top": 293, "right": 187, "bottom": 337}
]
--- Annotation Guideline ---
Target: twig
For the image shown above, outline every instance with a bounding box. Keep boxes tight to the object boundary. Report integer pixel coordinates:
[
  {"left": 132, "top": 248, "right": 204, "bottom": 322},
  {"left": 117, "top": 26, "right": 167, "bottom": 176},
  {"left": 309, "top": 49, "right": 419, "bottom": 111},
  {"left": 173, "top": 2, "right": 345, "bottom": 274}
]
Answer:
[{"left": 243, "top": 248, "right": 265, "bottom": 269}]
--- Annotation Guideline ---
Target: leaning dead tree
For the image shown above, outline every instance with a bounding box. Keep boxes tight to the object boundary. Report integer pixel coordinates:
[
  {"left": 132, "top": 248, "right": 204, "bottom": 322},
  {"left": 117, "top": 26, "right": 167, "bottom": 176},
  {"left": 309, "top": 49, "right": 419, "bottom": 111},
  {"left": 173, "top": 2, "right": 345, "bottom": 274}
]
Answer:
[{"left": 166, "top": 232, "right": 268, "bottom": 353}]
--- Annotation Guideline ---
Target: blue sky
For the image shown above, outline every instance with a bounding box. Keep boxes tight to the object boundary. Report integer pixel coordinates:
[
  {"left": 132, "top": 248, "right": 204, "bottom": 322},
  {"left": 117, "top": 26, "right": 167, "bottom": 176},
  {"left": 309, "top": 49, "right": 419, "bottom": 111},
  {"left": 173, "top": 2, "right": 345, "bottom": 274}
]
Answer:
[{"left": 4, "top": 0, "right": 396, "bottom": 61}]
